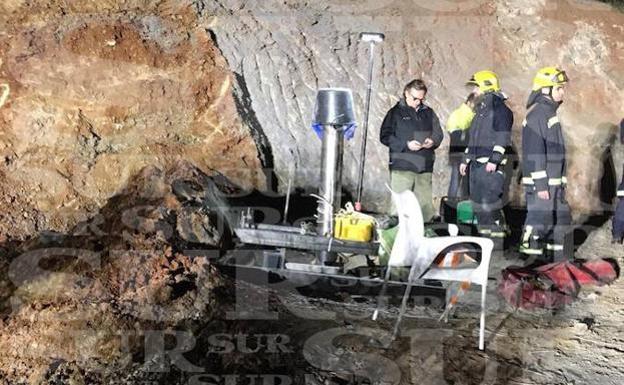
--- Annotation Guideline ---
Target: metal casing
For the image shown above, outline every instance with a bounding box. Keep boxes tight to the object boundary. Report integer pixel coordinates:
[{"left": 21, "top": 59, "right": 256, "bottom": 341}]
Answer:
[{"left": 313, "top": 88, "right": 356, "bottom": 126}]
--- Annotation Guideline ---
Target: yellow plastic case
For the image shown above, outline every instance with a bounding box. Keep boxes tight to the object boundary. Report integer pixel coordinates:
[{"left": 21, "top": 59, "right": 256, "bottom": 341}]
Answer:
[{"left": 333, "top": 215, "right": 375, "bottom": 242}]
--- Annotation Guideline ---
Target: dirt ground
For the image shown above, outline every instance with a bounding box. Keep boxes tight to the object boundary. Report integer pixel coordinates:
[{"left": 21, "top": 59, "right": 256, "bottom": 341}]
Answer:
[
  {"left": 0, "top": 162, "right": 620, "bottom": 384},
  {"left": 241, "top": 231, "right": 623, "bottom": 385}
]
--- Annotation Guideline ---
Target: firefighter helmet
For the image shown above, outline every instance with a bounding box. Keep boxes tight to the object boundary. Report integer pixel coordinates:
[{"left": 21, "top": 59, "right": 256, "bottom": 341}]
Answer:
[
  {"left": 466, "top": 70, "right": 501, "bottom": 93},
  {"left": 532, "top": 67, "right": 569, "bottom": 91}
]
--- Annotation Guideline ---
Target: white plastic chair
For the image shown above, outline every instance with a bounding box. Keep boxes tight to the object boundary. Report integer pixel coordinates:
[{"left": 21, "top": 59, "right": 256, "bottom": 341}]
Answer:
[{"left": 374, "top": 189, "right": 493, "bottom": 350}]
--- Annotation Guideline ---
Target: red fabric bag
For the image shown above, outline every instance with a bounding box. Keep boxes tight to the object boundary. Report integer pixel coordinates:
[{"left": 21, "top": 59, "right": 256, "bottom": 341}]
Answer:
[
  {"left": 498, "top": 259, "right": 618, "bottom": 310},
  {"left": 499, "top": 266, "right": 575, "bottom": 310}
]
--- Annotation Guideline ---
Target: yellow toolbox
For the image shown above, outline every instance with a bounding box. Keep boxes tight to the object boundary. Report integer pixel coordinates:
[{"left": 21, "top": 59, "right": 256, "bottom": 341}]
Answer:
[{"left": 333, "top": 205, "right": 375, "bottom": 242}]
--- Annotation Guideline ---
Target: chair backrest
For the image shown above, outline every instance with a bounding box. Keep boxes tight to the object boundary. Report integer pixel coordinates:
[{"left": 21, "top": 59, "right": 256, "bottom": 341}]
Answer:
[
  {"left": 388, "top": 189, "right": 426, "bottom": 267},
  {"left": 391, "top": 189, "right": 425, "bottom": 239}
]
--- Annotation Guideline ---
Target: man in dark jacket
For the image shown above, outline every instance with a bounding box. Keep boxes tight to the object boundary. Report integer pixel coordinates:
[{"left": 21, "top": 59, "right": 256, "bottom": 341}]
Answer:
[
  {"left": 380, "top": 79, "right": 443, "bottom": 221},
  {"left": 519, "top": 67, "right": 572, "bottom": 261},
  {"left": 460, "top": 70, "right": 513, "bottom": 240}
]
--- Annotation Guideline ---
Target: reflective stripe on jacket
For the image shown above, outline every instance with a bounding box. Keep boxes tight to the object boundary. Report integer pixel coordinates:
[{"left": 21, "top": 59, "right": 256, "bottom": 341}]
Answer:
[
  {"left": 521, "top": 91, "right": 567, "bottom": 192},
  {"left": 463, "top": 92, "right": 513, "bottom": 166}
]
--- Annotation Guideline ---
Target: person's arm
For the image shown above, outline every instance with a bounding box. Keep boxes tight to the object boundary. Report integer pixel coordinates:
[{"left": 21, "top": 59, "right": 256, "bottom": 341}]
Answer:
[
  {"left": 430, "top": 111, "right": 444, "bottom": 149},
  {"left": 524, "top": 115, "right": 548, "bottom": 192},
  {"left": 544, "top": 114, "right": 566, "bottom": 181},
  {"left": 446, "top": 109, "right": 459, "bottom": 133},
  {"left": 618, "top": 164, "right": 624, "bottom": 198},
  {"left": 489, "top": 105, "right": 513, "bottom": 165},
  {"left": 462, "top": 116, "right": 476, "bottom": 165},
  {"left": 379, "top": 109, "right": 406, "bottom": 152}
]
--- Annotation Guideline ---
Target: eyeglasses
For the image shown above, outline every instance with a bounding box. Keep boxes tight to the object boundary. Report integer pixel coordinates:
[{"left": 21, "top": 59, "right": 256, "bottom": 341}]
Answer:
[{"left": 408, "top": 93, "right": 426, "bottom": 102}]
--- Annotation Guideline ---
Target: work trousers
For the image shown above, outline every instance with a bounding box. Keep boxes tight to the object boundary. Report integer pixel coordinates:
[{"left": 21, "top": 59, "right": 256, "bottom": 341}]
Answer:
[
  {"left": 521, "top": 185, "right": 572, "bottom": 262},
  {"left": 448, "top": 161, "right": 470, "bottom": 199},
  {"left": 390, "top": 170, "right": 434, "bottom": 222},
  {"left": 612, "top": 172, "right": 624, "bottom": 241},
  {"left": 613, "top": 199, "right": 624, "bottom": 241},
  {"left": 469, "top": 162, "right": 506, "bottom": 238}
]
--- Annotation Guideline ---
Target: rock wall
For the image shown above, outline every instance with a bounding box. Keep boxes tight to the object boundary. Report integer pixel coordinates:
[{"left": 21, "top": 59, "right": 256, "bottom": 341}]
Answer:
[
  {"left": 205, "top": 0, "right": 624, "bottom": 217},
  {"left": 0, "top": 1, "right": 265, "bottom": 239}
]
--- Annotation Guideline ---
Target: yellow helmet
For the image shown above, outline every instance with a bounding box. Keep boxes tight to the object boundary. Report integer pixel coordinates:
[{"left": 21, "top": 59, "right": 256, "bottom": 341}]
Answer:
[
  {"left": 532, "top": 67, "right": 569, "bottom": 91},
  {"left": 466, "top": 70, "right": 501, "bottom": 93}
]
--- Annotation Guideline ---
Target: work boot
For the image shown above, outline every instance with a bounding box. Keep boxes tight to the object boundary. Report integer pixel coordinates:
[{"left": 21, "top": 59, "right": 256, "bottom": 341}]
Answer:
[
  {"left": 519, "top": 235, "right": 544, "bottom": 257},
  {"left": 476, "top": 227, "right": 491, "bottom": 237},
  {"left": 490, "top": 234, "right": 505, "bottom": 251},
  {"left": 477, "top": 226, "right": 505, "bottom": 250},
  {"left": 546, "top": 243, "right": 570, "bottom": 263},
  {"left": 490, "top": 223, "right": 507, "bottom": 251}
]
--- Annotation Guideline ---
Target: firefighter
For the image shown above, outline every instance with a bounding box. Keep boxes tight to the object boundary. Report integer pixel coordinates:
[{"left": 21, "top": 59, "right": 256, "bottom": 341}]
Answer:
[
  {"left": 459, "top": 71, "right": 513, "bottom": 240},
  {"left": 519, "top": 66, "right": 572, "bottom": 261},
  {"left": 613, "top": 165, "right": 624, "bottom": 243},
  {"left": 446, "top": 92, "right": 476, "bottom": 198},
  {"left": 612, "top": 119, "right": 624, "bottom": 243}
]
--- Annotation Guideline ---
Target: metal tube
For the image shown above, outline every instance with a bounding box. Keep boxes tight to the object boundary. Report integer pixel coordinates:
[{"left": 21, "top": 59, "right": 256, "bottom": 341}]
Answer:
[
  {"left": 282, "top": 161, "right": 294, "bottom": 224},
  {"left": 312, "top": 88, "right": 354, "bottom": 265},
  {"left": 317, "top": 125, "right": 344, "bottom": 265},
  {"left": 372, "top": 263, "right": 393, "bottom": 321},
  {"left": 355, "top": 42, "right": 377, "bottom": 210},
  {"left": 318, "top": 125, "right": 344, "bottom": 237}
]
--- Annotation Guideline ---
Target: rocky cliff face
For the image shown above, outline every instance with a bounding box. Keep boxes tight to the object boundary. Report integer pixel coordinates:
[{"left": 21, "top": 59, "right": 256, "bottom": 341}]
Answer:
[
  {"left": 206, "top": 0, "right": 624, "bottom": 217},
  {"left": 0, "top": 1, "right": 264, "bottom": 240},
  {"left": 1, "top": 0, "right": 623, "bottom": 239}
]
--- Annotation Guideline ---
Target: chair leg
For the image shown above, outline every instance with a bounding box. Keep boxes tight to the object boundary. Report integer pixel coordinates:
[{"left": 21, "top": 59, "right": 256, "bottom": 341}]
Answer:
[
  {"left": 436, "top": 282, "right": 451, "bottom": 323},
  {"left": 479, "top": 283, "right": 487, "bottom": 351},
  {"left": 372, "top": 265, "right": 393, "bottom": 321},
  {"left": 391, "top": 264, "right": 419, "bottom": 341},
  {"left": 444, "top": 283, "right": 451, "bottom": 323}
]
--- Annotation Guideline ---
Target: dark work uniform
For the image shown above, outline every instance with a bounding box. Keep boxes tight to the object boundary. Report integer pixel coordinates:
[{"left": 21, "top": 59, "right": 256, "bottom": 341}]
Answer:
[
  {"left": 520, "top": 91, "right": 572, "bottom": 261},
  {"left": 613, "top": 166, "right": 624, "bottom": 242},
  {"left": 463, "top": 92, "right": 513, "bottom": 238},
  {"left": 613, "top": 119, "right": 624, "bottom": 242}
]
